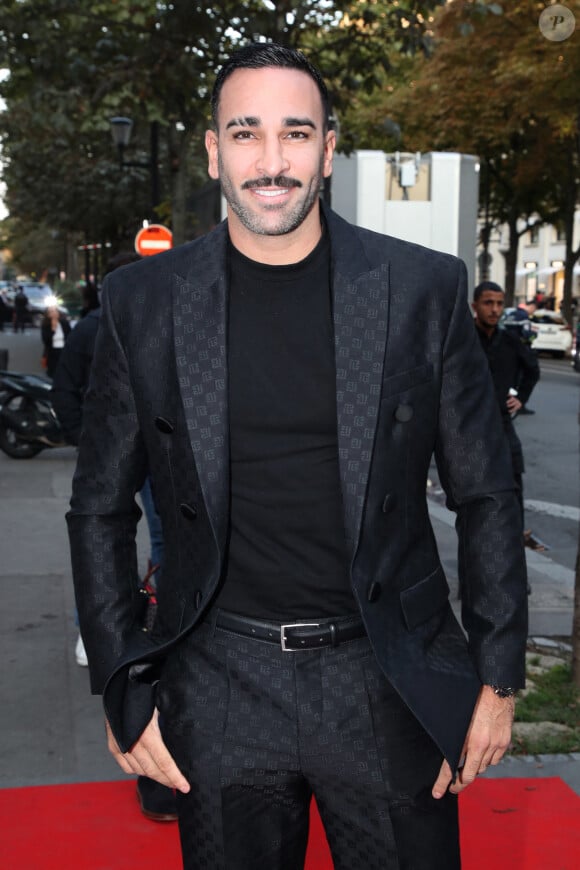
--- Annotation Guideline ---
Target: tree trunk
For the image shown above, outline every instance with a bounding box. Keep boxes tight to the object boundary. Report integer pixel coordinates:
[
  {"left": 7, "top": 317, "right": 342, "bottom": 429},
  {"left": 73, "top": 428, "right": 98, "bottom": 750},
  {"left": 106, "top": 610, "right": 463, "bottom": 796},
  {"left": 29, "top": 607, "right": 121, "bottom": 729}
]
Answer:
[
  {"left": 562, "top": 246, "right": 579, "bottom": 325},
  {"left": 561, "top": 176, "right": 579, "bottom": 324},
  {"left": 560, "top": 120, "right": 580, "bottom": 324},
  {"left": 169, "top": 129, "right": 194, "bottom": 247},
  {"left": 501, "top": 214, "right": 519, "bottom": 306}
]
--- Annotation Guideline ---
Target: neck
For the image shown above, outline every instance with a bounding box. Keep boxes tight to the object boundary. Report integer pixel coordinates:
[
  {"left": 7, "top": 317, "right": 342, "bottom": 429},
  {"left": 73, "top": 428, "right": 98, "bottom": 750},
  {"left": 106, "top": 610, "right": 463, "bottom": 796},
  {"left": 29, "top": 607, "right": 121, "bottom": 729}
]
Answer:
[
  {"left": 475, "top": 319, "right": 495, "bottom": 338},
  {"left": 227, "top": 203, "right": 323, "bottom": 265}
]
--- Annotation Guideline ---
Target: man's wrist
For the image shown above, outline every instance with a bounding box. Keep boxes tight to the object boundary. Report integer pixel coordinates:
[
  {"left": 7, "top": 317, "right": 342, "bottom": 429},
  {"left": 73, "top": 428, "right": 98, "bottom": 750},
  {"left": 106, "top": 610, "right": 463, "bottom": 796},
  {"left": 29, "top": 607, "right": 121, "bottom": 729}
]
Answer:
[{"left": 487, "top": 684, "right": 518, "bottom": 699}]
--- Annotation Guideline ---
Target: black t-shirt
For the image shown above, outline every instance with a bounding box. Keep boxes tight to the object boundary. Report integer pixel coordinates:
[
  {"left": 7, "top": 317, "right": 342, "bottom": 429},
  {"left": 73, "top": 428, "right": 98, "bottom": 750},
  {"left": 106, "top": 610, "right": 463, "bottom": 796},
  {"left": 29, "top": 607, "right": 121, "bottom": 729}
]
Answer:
[{"left": 215, "top": 231, "right": 355, "bottom": 620}]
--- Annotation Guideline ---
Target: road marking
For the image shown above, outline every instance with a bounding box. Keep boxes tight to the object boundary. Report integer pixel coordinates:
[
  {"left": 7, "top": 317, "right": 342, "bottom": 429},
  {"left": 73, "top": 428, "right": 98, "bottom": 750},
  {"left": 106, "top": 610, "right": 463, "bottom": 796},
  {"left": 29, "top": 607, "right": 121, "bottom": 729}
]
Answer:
[
  {"left": 538, "top": 362, "right": 579, "bottom": 379},
  {"left": 524, "top": 500, "right": 580, "bottom": 522},
  {"left": 525, "top": 548, "right": 575, "bottom": 588}
]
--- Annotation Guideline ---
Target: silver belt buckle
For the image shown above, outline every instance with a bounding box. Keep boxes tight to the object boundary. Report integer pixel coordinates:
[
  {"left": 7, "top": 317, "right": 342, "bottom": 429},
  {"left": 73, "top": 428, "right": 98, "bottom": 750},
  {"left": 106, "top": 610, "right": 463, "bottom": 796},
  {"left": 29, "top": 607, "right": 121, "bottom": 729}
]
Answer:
[{"left": 280, "top": 622, "right": 320, "bottom": 652}]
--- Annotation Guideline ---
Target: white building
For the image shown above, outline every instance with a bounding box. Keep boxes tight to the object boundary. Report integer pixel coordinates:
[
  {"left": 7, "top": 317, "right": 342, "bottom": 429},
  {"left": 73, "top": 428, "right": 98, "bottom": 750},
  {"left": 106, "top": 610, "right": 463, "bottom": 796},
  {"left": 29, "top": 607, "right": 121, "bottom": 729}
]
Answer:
[
  {"left": 483, "top": 210, "right": 580, "bottom": 309},
  {"left": 331, "top": 150, "right": 480, "bottom": 290},
  {"left": 330, "top": 149, "right": 580, "bottom": 310}
]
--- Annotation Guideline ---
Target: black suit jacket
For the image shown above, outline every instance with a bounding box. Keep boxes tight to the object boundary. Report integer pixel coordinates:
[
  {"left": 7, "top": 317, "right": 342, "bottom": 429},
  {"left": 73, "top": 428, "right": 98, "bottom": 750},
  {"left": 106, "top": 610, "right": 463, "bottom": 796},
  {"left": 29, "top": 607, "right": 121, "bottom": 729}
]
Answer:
[{"left": 67, "top": 206, "right": 527, "bottom": 772}]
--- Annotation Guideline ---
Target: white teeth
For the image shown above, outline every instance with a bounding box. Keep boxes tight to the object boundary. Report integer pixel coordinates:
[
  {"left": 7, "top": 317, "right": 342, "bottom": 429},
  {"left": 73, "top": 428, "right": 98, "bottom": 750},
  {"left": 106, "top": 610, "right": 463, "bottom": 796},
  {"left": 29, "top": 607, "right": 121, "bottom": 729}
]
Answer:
[{"left": 254, "top": 189, "right": 288, "bottom": 197}]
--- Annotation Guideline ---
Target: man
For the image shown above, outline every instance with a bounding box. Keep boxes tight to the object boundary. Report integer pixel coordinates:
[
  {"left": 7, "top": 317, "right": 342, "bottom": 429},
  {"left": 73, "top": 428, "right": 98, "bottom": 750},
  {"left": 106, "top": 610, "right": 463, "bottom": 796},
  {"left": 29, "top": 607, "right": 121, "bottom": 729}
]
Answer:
[
  {"left": 0, "top": 288, "right": 11, "bottom": 331},
  {"left": 68, "top": 44, "right": 527, "bottom": 869},
  {"left": 13, "top": 285, "right": 29, "bottom": 333},
  {"left": 471, "top": 280, "right": 540, "bottom": 553}
]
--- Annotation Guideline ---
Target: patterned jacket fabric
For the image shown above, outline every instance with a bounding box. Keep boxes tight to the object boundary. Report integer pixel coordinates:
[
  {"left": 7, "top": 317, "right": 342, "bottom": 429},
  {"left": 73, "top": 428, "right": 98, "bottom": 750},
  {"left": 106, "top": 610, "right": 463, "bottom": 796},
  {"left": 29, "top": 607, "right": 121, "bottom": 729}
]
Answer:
[{"left": 67, "top": 204, "right": 528, "bottom": 772}]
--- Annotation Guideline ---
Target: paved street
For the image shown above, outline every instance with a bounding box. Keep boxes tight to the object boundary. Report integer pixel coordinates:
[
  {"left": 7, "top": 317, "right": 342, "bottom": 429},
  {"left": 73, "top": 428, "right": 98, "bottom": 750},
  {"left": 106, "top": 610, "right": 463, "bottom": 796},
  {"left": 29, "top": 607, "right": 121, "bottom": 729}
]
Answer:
[{"left": 0, "top": 331, "right": 578, "bottom": 796}]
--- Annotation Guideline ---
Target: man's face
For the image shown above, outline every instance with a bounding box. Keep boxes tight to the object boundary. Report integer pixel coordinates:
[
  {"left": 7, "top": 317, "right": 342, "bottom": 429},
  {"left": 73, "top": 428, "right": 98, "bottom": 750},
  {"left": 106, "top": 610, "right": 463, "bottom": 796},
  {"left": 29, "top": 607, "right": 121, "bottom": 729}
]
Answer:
[
  {"left": 205, "top": 67, "right": 335, "bottom": 240},
  {"left": 472, "top": 290, "right": 505, "bottom": 330}
]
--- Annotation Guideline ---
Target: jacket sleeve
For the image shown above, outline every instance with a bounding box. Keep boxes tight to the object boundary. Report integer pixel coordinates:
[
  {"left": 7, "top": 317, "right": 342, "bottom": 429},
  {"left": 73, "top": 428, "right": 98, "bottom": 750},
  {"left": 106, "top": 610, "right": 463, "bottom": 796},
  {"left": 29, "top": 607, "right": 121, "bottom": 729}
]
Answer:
[
  {"left": 41, "top": 321, "right": 51, "bottom": 353},
  {"left": 66, "top": 279, "right": 148, "bottom": 695},
  {"left": 515, "top": 338, "right": 540, "bottom": 406},
  {"left": 51, "top": 325, "right": 95, "bottom": 445},
  {"left": 434, "top": 262, "right": 528, "bottom": 689}
]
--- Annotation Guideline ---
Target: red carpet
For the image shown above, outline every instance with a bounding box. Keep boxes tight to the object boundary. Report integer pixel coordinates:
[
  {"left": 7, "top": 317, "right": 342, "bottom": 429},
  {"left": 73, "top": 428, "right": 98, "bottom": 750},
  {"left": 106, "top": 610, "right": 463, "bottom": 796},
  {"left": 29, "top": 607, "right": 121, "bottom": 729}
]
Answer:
[{"left": 1, "top": 777, "right": 578, "bottom": 869}]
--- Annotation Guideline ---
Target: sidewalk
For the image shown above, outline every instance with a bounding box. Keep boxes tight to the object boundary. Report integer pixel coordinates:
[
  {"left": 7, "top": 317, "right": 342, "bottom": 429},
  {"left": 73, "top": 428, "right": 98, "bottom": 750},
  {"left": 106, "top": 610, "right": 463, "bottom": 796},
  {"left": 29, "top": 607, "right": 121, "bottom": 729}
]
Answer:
[{"left": 0, "top": 444, "right": 578, "bottom": 797}]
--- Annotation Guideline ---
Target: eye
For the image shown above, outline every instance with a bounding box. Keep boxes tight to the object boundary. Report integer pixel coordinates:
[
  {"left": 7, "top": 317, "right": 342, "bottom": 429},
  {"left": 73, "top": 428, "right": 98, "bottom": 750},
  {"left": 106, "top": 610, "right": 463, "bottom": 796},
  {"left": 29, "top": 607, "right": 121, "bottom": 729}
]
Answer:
[
  {"left": 233, "top": 130, "right": 255, "bottom": 140},
  {"left": 286, "top": 130, "right": 308, "bottom": 139}
]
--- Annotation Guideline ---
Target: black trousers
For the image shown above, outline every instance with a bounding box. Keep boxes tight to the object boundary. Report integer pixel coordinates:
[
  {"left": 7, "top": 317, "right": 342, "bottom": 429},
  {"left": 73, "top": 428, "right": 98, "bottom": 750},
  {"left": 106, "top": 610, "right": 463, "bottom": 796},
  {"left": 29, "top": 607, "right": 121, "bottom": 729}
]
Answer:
[{"left": 157, "top": 618, "right": 460, "bottom": 870}]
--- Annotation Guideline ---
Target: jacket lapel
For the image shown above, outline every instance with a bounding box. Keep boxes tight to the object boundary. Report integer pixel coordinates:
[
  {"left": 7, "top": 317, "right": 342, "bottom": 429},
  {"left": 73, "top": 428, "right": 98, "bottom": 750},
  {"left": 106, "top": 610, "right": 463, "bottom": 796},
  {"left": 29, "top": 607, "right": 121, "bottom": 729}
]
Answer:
[
  {"left": 172, "top": 223, "right": 230, "bottom": 559},
  {"left": 170, "top": 211, "right": 390, "bottom": 568},
  {"left": 326, "top": 208, "right": 390, "bottom": 562}
]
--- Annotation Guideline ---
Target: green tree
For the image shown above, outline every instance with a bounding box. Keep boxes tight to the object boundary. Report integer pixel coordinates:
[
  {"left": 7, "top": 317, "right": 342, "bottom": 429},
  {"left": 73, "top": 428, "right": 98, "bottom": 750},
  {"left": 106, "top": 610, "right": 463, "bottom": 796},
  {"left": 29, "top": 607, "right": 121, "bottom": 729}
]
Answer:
[
  {"left": 1, "top": 0, "right": 446, "bottom": 275},
  {"left": 342, "top": 0, "right": 580, "bottom": 308}
]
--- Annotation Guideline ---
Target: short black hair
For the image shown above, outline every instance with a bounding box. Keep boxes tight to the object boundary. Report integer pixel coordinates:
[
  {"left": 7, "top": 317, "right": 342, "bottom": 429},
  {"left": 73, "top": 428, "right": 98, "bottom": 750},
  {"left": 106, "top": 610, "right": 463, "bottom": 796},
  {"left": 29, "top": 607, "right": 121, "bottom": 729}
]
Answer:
[
  {"left": 210, "top": 42, "right": 330, "bottom": 132},
  {"left": 473, "top": 280, "right": 504, "bottom": 301}
]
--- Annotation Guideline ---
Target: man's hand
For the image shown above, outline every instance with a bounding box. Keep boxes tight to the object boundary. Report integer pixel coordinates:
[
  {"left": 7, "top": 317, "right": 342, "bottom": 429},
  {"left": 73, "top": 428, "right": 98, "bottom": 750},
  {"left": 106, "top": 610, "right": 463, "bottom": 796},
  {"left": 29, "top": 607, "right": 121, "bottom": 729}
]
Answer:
[
  {"left": 506, "top": 395, "right": 522, "bottom": 415},
  {"left": 106, "top": 708, "right": 190, "bottom": 793},
  {"left": 432, "top": 685, "right": 515, "bottom": 799}
]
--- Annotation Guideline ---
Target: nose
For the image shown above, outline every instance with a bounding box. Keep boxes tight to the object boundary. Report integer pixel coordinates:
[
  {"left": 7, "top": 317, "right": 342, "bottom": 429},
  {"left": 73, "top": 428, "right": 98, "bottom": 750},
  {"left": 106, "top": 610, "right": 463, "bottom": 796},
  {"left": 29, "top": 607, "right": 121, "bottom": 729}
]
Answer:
[{"left": 255, "top": 134, "right": 290, "bottom": 179}]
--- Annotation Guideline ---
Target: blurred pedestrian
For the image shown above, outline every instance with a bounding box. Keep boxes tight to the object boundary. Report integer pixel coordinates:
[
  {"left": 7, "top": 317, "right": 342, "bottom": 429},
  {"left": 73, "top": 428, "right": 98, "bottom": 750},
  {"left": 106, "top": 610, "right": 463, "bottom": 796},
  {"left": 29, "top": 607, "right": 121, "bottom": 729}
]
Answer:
[
  {"left": 79, "top": 280, "right": 100, "bottom": 318},
  {"left": 472, "top": 281, "right": 540, "bottom": 552},
  {"left": 0, "top": 291, "right": 11, "bottom": 331},
  {"left": 13, "top": 285, "right": 29, "bottom": 333},
  {"left": 41, "top": 305, "right": 71, "bottom": 377}
]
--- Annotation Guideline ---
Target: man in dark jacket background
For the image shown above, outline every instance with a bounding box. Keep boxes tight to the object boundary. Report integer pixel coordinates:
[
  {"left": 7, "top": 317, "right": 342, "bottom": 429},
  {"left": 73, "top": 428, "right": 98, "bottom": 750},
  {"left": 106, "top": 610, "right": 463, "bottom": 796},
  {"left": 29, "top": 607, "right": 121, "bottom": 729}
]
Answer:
[{"left": 472, "top": 280, "right": 540, "bottom": 536}]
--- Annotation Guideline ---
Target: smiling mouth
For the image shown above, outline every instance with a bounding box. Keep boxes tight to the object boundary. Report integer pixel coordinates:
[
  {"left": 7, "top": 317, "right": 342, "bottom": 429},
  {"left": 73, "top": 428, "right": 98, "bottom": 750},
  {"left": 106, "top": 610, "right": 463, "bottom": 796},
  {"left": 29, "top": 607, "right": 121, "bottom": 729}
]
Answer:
[
  {"left": 242, "top": 176, "right": 302, "bottom": 195},
  {"left": 252, "top": 188, "right": 290, "bottom": 197}
]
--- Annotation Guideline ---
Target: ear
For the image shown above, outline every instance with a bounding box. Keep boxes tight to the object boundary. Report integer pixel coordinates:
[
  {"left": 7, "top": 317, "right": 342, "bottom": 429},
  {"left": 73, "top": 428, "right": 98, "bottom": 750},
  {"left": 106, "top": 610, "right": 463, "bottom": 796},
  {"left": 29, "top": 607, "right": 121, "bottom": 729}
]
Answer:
[
  {"left": 205, "top": 130, "right": 219, "bottom": 180},
  {"left": 322, "top": 130, "right": 336, "bottom": 179}
]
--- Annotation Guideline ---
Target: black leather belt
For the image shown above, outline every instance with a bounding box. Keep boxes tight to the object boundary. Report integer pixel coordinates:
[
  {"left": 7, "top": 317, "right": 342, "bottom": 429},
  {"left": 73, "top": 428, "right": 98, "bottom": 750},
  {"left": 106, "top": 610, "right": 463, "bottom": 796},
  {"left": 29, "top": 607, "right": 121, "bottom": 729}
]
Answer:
[{"left": 213, "top": 610, "right": 366, "bottom": 652}]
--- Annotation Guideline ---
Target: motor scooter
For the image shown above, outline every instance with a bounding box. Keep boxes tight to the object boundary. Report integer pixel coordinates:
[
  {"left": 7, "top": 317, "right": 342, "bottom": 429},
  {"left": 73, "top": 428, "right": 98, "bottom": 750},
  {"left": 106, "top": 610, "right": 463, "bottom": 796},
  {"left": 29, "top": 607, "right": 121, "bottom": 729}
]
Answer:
[{"left": 0, "top": 370, "right": 67, "bottom": 458}]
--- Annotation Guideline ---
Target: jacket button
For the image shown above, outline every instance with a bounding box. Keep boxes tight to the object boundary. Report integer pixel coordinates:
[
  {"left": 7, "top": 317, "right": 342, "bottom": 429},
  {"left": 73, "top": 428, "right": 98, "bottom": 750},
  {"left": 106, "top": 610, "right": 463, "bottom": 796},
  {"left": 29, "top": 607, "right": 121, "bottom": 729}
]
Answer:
[
  {"left": 180, "top": 503, "right": 198, "bottom": 521},
  {"left": 381, "top": 493, "right": 397, "bottom": 514},
  {"left": 194, "top": 590, "right": 203, "bottom": 610},
  {"left": 394, "top": 404, "right": 413, "bottom": 423},
  {"left": 367, "top": 582, "right": 382, "bottom": 603},
  {"left": 154, "top": 416, "right": 174, "bottom": 434}
]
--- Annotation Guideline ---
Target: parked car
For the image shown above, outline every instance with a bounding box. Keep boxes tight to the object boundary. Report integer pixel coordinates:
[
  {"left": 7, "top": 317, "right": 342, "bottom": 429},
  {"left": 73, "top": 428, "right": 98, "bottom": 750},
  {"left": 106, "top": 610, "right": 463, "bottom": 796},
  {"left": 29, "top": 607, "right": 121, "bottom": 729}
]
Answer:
[
  {"left": 500, "top": 307, "right": 536, "bottom": 345},
  {"left": 572, "top": 320, "right": 580, "bottom": 372},
  {"left": 529, "top": 309, "right": 572, "bottom": 358},
  {"left": 14, "top": 283, "right": 70, "bottom": 327}
]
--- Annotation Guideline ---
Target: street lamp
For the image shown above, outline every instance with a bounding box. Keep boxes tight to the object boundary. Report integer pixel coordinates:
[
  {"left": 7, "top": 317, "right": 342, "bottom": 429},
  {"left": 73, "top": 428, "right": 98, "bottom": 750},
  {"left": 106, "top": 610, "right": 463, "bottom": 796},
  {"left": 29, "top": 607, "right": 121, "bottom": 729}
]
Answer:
[
  {"left": 110, "top": 116, "right": 134, "bottom": 161},
  {"left": 109, "top": 116, "right": 160, "bottom": 211}
]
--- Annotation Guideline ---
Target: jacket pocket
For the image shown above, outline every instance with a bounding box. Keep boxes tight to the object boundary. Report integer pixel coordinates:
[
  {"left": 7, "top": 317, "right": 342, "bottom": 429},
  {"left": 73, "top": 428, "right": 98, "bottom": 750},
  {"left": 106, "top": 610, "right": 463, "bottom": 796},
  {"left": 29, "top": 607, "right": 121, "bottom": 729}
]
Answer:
[
  {"left": 400, "top": 565, "right": 449, "bottom": 631},
  {"left": 381, "top": 362, "right": 434, "bottom": 400}
]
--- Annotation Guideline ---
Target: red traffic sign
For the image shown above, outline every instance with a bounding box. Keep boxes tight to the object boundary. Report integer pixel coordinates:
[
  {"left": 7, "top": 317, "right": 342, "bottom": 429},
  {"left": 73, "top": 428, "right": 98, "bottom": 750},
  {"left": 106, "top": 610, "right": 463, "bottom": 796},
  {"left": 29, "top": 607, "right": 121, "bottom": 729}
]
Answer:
[{"left": 134, "top": 224, "right": 173, "bottom": 256}]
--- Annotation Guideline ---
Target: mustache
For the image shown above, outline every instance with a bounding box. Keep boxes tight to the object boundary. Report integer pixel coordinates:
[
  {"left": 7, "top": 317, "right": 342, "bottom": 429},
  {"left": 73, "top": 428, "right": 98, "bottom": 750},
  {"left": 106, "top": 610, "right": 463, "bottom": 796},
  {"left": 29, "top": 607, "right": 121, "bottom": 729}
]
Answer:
[{"left": 242, "top": 176, "right": 302, "bottom": 190}]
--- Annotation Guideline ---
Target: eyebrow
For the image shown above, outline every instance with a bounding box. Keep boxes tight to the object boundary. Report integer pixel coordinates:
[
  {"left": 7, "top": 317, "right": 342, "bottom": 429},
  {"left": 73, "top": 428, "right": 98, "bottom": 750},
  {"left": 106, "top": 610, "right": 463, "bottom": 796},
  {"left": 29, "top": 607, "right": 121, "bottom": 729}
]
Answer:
[{"left": 225, "top": 115, "right": 317, "bottom": 130}]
